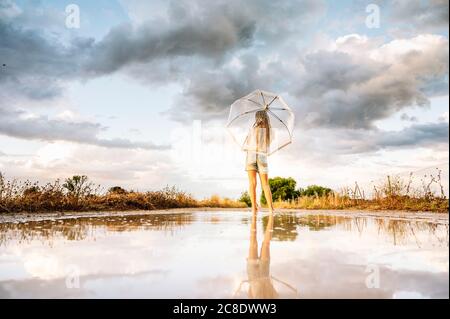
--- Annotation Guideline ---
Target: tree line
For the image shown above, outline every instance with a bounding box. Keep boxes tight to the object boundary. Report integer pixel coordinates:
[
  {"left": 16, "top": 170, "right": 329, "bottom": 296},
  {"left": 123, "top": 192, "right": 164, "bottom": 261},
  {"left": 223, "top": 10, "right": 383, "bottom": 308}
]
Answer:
[{"left": 239, "top": 177, "right": 333, "bottom": 207}]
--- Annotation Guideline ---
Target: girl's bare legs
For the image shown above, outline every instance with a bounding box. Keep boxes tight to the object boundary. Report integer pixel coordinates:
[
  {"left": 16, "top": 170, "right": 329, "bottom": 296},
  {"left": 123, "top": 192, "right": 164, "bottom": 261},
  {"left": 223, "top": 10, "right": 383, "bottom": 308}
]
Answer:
[
  {"left": 247, "top": 171, "right": 258, "bottom": 214},
  {"left": 259, "top": 173, "right": 274, "bottom": 214}
]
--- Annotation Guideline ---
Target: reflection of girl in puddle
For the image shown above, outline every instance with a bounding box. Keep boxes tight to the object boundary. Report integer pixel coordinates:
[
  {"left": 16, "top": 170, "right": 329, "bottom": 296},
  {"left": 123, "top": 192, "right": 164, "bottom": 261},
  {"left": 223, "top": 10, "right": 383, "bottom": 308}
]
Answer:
[
  {"left": 246, "top": 213, "right": 278, "bottom": 298},
  {"left": 234, "top": 214, "right": 298, "bottom": 298}
]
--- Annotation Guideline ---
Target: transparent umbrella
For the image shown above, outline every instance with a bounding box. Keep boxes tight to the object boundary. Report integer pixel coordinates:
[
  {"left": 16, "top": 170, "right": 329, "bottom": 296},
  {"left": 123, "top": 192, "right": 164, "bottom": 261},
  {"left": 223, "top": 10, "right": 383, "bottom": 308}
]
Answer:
[{"left": 226, "top": 90, "right": 295, "bottom": 155}]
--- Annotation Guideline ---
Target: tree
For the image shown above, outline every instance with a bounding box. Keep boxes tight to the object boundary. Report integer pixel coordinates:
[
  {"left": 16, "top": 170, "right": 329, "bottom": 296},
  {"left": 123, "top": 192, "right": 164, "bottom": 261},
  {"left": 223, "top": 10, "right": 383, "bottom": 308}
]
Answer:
[
  {"left": 108, "top": 186, "right": 127, "bottom": 195},
  {"left": 63, "top": 175, "right": 94, "bottom": 198},
  {"left": 239, "top": 191, "right": 251, "bottom": 207},
  {"left": 23, "top": 186, "right": 40, "bottom": 196},
  {"left": 299, "top": 185, "right": 332, "bottom": 197},
  {"left": 261, "top": 177, "right": 300, "bottom": 205}
]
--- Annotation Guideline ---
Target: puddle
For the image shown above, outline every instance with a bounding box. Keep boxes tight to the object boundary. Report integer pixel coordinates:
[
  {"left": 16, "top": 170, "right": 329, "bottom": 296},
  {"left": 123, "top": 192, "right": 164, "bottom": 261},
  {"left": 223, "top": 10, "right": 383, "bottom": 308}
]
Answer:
[{"left": 0, "top": 211, "right": 448, "bottom": 298}]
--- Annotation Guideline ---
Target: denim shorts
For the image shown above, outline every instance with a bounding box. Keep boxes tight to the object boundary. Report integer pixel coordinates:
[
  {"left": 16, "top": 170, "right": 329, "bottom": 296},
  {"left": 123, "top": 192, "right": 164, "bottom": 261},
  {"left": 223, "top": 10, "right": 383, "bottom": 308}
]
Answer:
[{"left": 245, "top": 152, "right": 268, "bottom": 174}]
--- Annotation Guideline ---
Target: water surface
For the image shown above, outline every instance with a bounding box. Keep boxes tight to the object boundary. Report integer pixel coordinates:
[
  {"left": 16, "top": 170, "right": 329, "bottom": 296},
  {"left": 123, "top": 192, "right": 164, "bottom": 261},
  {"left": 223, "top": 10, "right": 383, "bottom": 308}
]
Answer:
[{"left": 0, "top": 211, "right": 448, "bottom": 298}]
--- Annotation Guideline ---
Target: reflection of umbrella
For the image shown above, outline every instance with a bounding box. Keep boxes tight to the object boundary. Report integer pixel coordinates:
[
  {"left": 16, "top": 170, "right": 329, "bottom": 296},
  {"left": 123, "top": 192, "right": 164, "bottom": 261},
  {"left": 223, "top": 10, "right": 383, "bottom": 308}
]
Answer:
[{"left": 226, "top": 89, "right": 295, "bottom": 155}]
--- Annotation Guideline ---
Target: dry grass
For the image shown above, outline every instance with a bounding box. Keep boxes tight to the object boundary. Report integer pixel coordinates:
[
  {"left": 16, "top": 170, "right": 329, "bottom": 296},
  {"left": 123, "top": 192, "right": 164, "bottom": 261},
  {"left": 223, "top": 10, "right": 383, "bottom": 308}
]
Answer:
[
  {"left": 0, "top": 170, "right": 447, "bottom": 214},
  {"left": 0, "top": 173, "right": 244, "bottom": 214},
  {"left": 273, "top": 170, "right": 448, "bottom": 213},
  {"left": 199, "top": 194, "right": 247, "bottom": 209}
]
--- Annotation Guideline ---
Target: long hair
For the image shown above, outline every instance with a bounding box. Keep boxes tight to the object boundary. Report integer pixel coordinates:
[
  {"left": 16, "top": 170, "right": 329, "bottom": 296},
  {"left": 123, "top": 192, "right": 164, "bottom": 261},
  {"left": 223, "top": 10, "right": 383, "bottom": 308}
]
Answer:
[{"left": 253, "top": 110, "right": 271, "bottom": 152}]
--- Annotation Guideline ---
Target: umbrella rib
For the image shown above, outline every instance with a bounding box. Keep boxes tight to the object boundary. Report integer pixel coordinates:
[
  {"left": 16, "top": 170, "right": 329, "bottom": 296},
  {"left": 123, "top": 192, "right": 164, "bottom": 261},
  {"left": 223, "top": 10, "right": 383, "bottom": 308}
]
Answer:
[
  {"left": 267, "top": 109, "right": 292, "bottom": 139},
  {"left": 242, "top": 132, "right": 250, "bottom": 149},
  {"left": 246, "top": 99, "right": 263, "bottom": 107},
  {"left": 266, "top": 96, "right": 278, "bottom": 108},
  {"left": 271, "top": 276, "right": 298, "bottom": 294},
  {"left": 226, "top": 107, "right": 261, "bottom": 127},
  {"left": 260, "top": 91, "right": 266, "bottom": 106},
  {"left": 268, "top": 140, "right": 292, "bottom": 156}
]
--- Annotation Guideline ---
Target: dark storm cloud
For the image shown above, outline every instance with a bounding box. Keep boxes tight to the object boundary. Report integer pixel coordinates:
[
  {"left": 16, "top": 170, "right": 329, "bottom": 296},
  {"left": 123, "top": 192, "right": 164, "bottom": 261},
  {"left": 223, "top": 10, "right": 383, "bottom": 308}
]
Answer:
[
  {"left": 167, "top": 54, "right": 269, "bottom": 121},
  {"left": 0, "top": 21, "right": 92, "bottom": 99},
  {"left": 0, "top": 3, "right": 167, "bottom": 149},
  {"left": 377, "top": 122, "right": 449, "bottom": 148},
  {"left": 295, "top": 50, "right": 385, "bottom": 97},
  {"left": 0, "top": 106, "right": 99, "bottom": 140},
  {"left": 0, "top": 22, "right": 158, "bottom": 149},
  {"left": 294, "top": 35, "right": 449, "bottom": 129},
  {"left": 291, "top": 121, "right": 449, "bottom": 157},
  {"left": 0, "top": 0, "right": 260, "bottom": 98},
  {"left": 0, "top": 106, "right": 169, "bottom": 150},
  {"left": 0, "top": 4, "right": 257, "bottom": 146},
  {"left": 168, "top": 33, "right": 448, "bottom": 129},
  {"left": 84, "top": 0, "right": 325, "bottom": 76},
  {"left": 0, "top": 0, "right": 324, "bottom": 100},
  {"left": 84, "top": 11, "right": 255, "bottom": 76}
]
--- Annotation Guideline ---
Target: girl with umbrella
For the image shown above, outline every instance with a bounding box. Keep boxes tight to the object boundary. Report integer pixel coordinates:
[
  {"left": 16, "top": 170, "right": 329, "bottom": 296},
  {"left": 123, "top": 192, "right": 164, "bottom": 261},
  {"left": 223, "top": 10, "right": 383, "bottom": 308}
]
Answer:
[{"left": 227, "top": 90, "right": 295, "bottom": 215}]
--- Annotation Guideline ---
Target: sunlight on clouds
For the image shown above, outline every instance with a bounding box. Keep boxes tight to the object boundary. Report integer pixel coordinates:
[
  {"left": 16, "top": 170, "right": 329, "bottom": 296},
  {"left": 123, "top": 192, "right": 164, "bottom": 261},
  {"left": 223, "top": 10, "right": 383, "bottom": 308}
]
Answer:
[
  {"left": 34, "top": 142, "right": 74, "bottom": 167},
  {"left": 54, "top": 110, "right": 79, "bottom": 121}
]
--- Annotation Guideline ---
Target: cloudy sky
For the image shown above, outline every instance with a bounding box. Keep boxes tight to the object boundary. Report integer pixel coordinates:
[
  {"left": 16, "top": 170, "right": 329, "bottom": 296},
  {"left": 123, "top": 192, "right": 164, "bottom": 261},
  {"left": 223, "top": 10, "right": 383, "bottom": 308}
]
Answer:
[{"left": 0, "top": 0, "right": 448, "bottom": 198}]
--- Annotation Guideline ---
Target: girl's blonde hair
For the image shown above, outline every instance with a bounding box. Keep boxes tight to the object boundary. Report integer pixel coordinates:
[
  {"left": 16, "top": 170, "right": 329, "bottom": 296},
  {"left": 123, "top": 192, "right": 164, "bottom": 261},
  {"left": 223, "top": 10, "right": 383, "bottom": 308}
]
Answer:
[{"left": 253, "top": 110, "right": 271, "bottom": 151}]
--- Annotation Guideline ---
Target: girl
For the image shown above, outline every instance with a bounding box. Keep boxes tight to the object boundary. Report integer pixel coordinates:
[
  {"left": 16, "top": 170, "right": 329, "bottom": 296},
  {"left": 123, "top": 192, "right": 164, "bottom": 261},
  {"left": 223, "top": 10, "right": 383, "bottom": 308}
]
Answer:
[{"left": 245, "top": 110, "right": 274, "bottom": 215}]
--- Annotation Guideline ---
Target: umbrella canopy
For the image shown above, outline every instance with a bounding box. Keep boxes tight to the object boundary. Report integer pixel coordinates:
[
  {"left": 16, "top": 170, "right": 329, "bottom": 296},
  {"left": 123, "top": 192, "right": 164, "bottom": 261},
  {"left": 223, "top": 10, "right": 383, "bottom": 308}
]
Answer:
[{"left": 226, "top": 90, "right": 295, "bottom": 155}]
